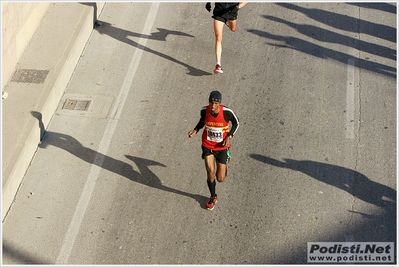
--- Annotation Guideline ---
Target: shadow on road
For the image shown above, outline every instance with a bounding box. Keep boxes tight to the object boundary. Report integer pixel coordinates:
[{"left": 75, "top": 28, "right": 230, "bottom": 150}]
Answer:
[
  {"left": 262, "top": 15, "right": 396, "bottom": 61},
  {"left": 31, "top": 112, "right": 207, "bottom": 207},
  {"left": 347, "top": 2, "right": 397, "bottom": 14},
  {"left": 277, "top": 3, "right": 396, "bottom": 42},
  {"left": 94, "top": 21, "right": 211, "bottom": 76},
  {"left": 248, "top": 28, "right": 396, "bottom": 78},
  {"left": 2, "top": 240, "right": 51, "bottom": 264},
  {"left": 250, "top": 154, "right": 396, "bottom": 210},
  {"left": 3, "top": 113, "right": 207, "bottom": 264},
  {"left": 248, "top": 3, "right": 396, "bottom": 78},
  {"left": 250, "top": 154, "right": 396, "bottom": 263}
]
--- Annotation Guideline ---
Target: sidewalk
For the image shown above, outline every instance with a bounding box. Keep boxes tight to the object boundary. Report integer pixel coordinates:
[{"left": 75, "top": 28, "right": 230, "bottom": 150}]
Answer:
[{"left": 2, "top": 2, "right": 105, "bottom": 221}]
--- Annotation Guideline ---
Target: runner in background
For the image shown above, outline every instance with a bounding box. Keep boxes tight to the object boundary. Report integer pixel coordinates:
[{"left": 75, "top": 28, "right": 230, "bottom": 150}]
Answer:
[{"left": 205, "top": 2, "right": 248, "bottom": 74}]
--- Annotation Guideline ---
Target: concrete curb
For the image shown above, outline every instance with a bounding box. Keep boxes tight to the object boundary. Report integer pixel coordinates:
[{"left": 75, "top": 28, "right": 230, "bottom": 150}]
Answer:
[{"left": 2, "top": 2, "right": 105, "bottom": 221}]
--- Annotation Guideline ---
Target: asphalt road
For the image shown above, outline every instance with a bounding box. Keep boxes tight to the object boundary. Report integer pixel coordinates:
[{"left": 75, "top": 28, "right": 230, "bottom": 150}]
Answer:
[{"left": 2, "top": 2, "right": 396, "bottom": 264}]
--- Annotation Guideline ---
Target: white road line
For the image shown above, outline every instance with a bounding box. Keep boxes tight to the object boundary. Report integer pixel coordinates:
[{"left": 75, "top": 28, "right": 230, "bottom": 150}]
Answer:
[
  {"left": 56, "top": 3, "right": 160, "bottom": 264},
  {"left": 346, "top": 58, "right": 355, "bottom": 139}
]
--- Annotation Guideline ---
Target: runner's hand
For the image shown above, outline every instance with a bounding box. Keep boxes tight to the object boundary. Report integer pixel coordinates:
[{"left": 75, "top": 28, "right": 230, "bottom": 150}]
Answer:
[
  {"left": 223, "top": 136, "right": 231, "bottom": 147},
  {"left": 205, "top": 2, "right": 211, "bottom": 12},
  {"left": 188, "top": 130, "right": 197, "bottom": 138}
]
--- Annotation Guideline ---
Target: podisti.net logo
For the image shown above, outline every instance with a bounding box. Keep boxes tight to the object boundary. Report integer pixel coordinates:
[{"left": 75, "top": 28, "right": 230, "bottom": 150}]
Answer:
[{"left": 307, "top": 242, "right": 394, "bottom": 263}]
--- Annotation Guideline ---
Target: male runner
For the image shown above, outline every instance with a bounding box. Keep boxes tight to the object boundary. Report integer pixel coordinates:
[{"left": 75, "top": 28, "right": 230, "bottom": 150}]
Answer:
[
  {"left": 188, "top": 91, "right": 239, "bottom": 210},
  {"left": 205, "top": 2, "right": 248, "bottom": 74}
]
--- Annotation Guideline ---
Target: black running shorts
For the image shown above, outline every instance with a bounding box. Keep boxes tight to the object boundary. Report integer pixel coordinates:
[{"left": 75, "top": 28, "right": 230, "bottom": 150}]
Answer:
[
  {"left": 201, "top": 145, "right": 231, "bottom": 164},
  {"left": 212, "top": 7, "right": 238, "bottom": 23}
]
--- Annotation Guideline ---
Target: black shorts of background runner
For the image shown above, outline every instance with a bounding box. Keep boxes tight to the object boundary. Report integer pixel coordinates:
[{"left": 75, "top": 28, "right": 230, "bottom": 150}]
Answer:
[
  {"left": 212, "top": 5, "right": 238, "bottom": 23},
  {"left": 201, "top": 145, "right": 230, "bottom": 164}
]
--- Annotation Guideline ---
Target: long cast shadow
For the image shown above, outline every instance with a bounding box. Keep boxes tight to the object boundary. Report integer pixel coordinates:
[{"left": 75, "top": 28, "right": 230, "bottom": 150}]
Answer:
[
  {"left": 347, "top": 3, "right": 397, "bottom": 14},
  {"left": 248, "top": 29, "right": 396, "bottom": 78},
  {"left": 277, "top": 3, "right": 396, "bottom": 43},
  {"left": 2, "top": 240, "right": 51, "bottom": 264},
  {"left": 250, "top": 154, "right": 396, "bottom": 210},
  {"left": 31, "top": 112, "right": 207, "bottom": 207},
  {"left": 250, "top": 154, "right": 397, "bottom": 247},
  {"left": 263, "top": 15, "right": 396, "bottom": 61},
  {"left": 95, "top": 21, "right": 211, "bottom": 76}
]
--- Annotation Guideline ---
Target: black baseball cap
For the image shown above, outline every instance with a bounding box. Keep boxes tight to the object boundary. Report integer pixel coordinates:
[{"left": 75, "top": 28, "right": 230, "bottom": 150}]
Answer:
[{"left": 209, "top": 90, "right": 222, "bottom": 103}]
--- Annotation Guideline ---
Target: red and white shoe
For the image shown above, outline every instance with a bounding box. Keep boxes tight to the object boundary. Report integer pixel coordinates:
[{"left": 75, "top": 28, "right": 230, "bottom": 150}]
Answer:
[
  {"left": 205, "top": 195, "right": 218, "bottom": 210},
  {"left": 213, "top": 64, "right": 223, "bottom": 74}
]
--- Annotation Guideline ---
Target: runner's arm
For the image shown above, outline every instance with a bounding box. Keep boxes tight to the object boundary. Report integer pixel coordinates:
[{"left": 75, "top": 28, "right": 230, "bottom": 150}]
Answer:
[
  {"left": 193, "top": 108, "right": 206, "bottom": 132},
  {"left": 237, "top": 2, "right": 248, "bottom": 9},
  {"left": 223, "top": 108, "right": 239, "bottom": 138}
]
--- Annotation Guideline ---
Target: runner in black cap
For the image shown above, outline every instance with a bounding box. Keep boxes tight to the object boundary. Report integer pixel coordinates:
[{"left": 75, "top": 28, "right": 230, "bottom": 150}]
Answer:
[{"left": 188, "top": 91, "right": 239, "bottom": 210}]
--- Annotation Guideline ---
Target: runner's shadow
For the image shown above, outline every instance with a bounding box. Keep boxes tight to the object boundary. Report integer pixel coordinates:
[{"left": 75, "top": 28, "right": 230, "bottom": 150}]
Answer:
[
  {"left": 124, "top": 155, "right": 208, "bottom": 206},
  {"left": 2, "top": 240, "right": 51, "bottom": 264},
  {"left": 95, "top": 21, "right": 211, "bottom": 76},
  {"left": 247, "top": 29, "right": 396, "bottom": 78},
  {"left": 347, "top": 2, "right": 397, "bottom": 14},
  {"left": 262, "top": 15, "right": 396, "bottom": 61},
  {"left": 31, "top": 112, "right": 207, "bottom": 207},
  {"left": 276, "top": 3, "right": 396, "bottom": 43},
  {"left": 249, "top": 154, "right": 396, "bottom": 210}
]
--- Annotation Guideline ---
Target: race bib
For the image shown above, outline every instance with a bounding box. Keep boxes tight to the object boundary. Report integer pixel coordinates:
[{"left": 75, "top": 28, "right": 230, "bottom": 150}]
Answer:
[{"left": 207, "top": 127, "right": 223, "bottom": 142}]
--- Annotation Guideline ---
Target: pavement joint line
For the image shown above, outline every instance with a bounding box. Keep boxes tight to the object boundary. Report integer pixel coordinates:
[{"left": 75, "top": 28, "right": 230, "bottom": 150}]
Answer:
[
  {"left": 55, "top": 3, "right": 160, "bottom": 264},
  {"left": 346, "top": 58, "right": 355, "bottom": 139},
  {"left": 346, "top": 58, "right": 358, "bottom": 222}
]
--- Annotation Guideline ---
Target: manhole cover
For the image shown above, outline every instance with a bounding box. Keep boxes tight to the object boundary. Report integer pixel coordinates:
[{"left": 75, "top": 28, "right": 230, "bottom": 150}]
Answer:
[
  {"left": 62, "top": 99, "right": 91, "bottom": 111},
  {"left": 11, "top": 69, "right": 49, "bottom": 84},
  {"left": 57, "top": 94, "right": 112, "bottom": 118}
]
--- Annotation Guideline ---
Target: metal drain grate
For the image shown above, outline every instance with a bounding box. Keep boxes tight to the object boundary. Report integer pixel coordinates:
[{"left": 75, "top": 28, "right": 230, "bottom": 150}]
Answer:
[
  {"left": 62, "top": 99, "right": 91, "bottom": 111},
  {"left": 57, "top": 94, "right": 112, "bottom": 118},
  {"left": 11, "top": 69, "right": 49, "bottom": 84}
]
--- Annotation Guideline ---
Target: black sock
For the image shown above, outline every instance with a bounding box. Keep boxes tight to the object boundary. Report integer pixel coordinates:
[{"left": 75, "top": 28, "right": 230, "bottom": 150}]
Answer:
[{"left": 207, "top": 180, "right": 216, "bottom": 196}]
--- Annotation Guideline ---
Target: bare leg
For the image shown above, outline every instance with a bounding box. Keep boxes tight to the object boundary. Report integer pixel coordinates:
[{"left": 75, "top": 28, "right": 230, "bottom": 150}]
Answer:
[
  {"left": 215, "top": 161, "right": 227, "bottom": 182},
  {"left": 227, "top": 19, "right": 237, "bottom": 32},
  {"left": 213, "top": 19, "right": 224, "bottom": 63},
  {"left": 204, "top": 155, "right": 216, "bottom": 182}
]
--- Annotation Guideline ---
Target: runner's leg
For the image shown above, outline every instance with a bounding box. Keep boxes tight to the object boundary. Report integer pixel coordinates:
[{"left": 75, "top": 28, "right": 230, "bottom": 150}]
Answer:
[
  {"left": 204, "top": 155, "right": 217, "bottom": 196},
  {"left": 216, "top": 161, "right": 227, "bottom": 182},
  {"left": 213, "top": 19, "right": 224, "bottom": 63},
  {"left": 204, "top": 155, "right": 216, "bottom": 182},
  {"left": 226, "top": 19, "right": 237, "bottom": 32}
]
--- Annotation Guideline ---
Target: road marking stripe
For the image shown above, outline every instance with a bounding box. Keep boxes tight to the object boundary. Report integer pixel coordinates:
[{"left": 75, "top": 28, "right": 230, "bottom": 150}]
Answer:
[
  {"left": 56, "top": 3, "right": 160, "bottom": 264},
  {"left": 346, "top": 58, "right": 355, "bottom": 139}
]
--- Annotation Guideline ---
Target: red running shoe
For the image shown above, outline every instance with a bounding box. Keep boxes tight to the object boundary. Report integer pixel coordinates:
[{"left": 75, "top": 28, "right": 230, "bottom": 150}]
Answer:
[
  {"left": 213, "top": 64, "right": 223, "bottom": 74},
  {"left": 205, "top": 195, "right": 218, "bottom": 210}
]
